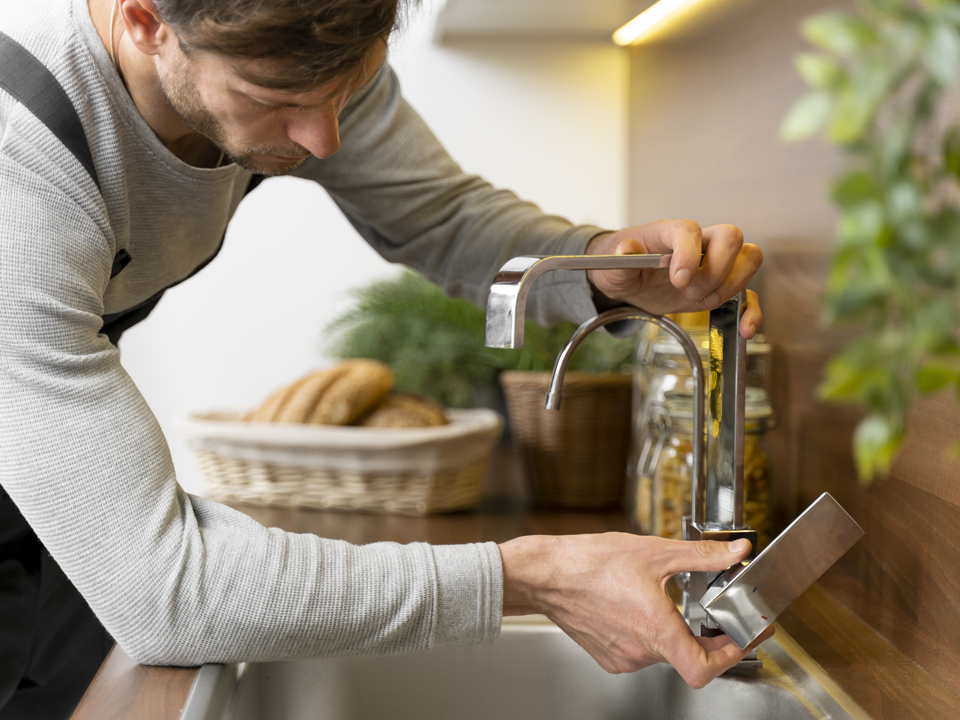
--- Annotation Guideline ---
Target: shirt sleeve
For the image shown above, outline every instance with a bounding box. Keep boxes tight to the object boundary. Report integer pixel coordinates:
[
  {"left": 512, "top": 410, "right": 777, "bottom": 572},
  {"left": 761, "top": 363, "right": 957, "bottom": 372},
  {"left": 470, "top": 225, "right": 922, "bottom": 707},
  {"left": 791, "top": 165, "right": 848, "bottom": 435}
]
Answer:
[
  {"left": 0, "top": 142, "right": 502, "bottom": 666},
  {"left": 292, "top": 63, "right": 610, "bottom": 328}
]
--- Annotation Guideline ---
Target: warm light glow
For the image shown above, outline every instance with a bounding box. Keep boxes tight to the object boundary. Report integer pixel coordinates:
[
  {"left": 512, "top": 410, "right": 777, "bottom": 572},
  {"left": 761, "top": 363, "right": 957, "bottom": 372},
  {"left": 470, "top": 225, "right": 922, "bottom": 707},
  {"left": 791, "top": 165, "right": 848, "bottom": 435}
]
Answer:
[{"left": 612, "top": 0, "right": 697, "bottom": 45}]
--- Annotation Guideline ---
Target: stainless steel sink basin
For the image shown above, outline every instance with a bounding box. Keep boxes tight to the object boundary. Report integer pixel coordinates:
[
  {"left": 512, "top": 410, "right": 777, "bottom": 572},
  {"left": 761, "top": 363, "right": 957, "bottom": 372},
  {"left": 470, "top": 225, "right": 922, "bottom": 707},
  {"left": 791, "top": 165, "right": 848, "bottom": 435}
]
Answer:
[{"left": 181, "top": 616, "right": 871, "bottom": 720}]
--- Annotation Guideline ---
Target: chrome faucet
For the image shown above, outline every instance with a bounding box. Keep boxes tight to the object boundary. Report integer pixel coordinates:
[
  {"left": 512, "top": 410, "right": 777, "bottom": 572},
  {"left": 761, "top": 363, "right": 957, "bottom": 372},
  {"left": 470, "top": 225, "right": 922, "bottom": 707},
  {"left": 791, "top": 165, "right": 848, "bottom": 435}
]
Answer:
[
  {"left": 485, "top": 253, "right": 757, "bottom": 638},
  {"left": 484, "top": 253, "right": 865, "bottom": 658}
]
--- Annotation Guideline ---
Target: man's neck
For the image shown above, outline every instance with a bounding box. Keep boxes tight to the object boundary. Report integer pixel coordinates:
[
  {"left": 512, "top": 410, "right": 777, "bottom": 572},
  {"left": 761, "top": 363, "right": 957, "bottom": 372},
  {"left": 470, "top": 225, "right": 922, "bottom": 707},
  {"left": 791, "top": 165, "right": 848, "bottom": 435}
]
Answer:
[{"left": 87, "top": 0, "right": 222, "bottom": 168}]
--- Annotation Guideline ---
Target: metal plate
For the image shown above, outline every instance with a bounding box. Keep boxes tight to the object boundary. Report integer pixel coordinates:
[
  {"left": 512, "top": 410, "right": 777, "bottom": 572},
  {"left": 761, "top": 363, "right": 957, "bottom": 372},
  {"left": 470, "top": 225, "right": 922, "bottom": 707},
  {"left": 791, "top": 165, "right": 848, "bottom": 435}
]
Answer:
[{"left": 700, "top": 492, "right": 864, "bottom": 649}]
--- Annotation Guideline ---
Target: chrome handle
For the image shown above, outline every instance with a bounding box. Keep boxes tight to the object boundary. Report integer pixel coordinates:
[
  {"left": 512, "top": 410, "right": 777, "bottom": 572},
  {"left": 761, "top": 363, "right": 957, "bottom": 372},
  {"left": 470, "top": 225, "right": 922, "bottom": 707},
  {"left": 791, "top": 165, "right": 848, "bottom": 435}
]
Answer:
[{"left": 484, "top": 254, "right": 671, "bottom": 349}]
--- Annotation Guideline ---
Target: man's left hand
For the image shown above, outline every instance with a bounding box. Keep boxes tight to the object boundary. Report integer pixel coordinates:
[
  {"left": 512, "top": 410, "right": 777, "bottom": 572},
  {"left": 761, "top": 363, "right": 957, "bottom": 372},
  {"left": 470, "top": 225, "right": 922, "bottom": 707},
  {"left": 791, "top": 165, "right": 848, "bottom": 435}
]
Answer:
[{"left": 586, "top": 220, "right": 762, "bottom": 339}]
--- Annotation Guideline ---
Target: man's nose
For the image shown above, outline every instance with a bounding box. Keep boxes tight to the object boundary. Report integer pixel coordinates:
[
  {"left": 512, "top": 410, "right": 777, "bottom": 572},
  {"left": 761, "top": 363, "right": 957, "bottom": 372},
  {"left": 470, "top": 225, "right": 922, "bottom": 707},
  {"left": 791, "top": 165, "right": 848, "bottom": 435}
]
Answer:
[{"left": 286, "top": 110, "right": 340, "bottom": 159}]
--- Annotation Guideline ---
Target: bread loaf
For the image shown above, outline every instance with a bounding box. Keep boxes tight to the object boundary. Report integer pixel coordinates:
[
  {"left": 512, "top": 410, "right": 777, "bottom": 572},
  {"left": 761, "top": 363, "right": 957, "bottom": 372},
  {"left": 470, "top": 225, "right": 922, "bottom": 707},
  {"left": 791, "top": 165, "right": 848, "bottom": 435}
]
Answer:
[
  {"left": 308, "top": 360, "right": 393, "bottom": 425},
  {"left": 359, "top": 394, "right": 449, "bottom": 428},
  {"left": 246, "top": 360, "right": 393, "bottom": 426}
]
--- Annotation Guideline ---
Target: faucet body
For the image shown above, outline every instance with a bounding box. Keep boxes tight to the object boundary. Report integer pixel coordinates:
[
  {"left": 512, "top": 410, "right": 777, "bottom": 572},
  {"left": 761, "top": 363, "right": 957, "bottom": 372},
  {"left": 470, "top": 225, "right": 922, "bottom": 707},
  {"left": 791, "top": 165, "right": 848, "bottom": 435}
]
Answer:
[{"left": 484, "top": 254, "right": 757, "bottom": 640}]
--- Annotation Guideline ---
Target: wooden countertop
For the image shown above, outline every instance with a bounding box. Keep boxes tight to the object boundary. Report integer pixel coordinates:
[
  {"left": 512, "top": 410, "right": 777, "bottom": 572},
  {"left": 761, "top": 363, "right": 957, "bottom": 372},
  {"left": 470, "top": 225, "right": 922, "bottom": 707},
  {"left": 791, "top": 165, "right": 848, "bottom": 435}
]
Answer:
[{"left": 70, "top": 498, "right": 960, "bottom": 720}]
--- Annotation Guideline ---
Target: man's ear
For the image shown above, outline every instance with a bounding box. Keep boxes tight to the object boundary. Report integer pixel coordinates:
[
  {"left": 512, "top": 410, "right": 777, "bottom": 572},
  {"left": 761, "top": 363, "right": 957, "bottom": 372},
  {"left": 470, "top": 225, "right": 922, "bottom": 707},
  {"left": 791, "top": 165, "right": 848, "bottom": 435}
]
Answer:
[{"left": 119, "top": 0, "right": 175, "bottom": 57}]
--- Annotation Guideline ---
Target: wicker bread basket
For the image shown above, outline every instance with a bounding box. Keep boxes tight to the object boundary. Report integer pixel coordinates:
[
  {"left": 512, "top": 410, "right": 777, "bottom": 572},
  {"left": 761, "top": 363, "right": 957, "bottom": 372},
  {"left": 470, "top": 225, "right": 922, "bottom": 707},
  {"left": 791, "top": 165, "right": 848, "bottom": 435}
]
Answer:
[
  {"left": 174, "top": 409, "right": 503, "bottom": 515},
  {"left": 499, "top": 371, "right": 632, "bottom": 508}
]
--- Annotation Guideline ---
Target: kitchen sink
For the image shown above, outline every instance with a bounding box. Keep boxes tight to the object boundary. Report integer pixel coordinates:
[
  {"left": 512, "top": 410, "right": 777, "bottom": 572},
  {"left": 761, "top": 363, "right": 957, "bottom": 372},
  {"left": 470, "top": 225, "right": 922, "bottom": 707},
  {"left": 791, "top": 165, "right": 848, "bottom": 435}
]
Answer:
[{"left": 181, "top": 616, "right": 871, "bottom": 720}]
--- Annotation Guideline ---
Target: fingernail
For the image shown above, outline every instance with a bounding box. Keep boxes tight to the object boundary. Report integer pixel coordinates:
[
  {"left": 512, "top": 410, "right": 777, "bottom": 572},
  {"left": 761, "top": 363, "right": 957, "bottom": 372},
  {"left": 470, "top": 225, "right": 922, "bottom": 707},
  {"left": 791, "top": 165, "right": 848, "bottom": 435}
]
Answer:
[
  {"left": 729, "top": 539, "right": 748, "bottom": 553},
  {"left": 684, "top": 286, "right": 701, "bottom": 302},
  {"left": 749, "top": 324, "right": 758, "bottom": 336},
  {"left": 703, "top": 293, "right": 719, "bottom": 309},
  {"left": 675, "top": 269, "right": 691, "bottom": 287}
]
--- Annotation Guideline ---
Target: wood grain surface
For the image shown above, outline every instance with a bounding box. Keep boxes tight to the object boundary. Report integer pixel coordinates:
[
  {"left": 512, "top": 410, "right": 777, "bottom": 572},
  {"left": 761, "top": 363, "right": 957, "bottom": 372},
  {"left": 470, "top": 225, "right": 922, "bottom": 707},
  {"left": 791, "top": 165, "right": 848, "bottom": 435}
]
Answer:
[
  {"left": 763, "top": 241, "right": 960, "bottom": 701},
  {"left": 70, "top": 644, "right": 197, "bottom": 720},
  {"left": 780, "top": 584, "right": 960, "bottom": 719}
]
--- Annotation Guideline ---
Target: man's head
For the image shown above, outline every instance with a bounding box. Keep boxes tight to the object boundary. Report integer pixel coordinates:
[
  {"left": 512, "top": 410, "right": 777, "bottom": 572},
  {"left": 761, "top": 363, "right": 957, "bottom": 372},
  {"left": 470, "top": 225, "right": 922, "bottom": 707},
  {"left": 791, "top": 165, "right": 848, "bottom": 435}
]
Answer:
[{"left": 118, "top": 0, "right": 411, "bottom": 174}]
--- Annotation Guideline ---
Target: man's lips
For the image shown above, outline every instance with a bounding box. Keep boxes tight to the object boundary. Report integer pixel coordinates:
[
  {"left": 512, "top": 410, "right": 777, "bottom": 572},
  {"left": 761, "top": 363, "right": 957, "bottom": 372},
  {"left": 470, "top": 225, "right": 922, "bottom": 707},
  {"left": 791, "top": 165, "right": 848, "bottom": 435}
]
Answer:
[{"left": 269, "top": 154, "right": 309, "bottom": 162}]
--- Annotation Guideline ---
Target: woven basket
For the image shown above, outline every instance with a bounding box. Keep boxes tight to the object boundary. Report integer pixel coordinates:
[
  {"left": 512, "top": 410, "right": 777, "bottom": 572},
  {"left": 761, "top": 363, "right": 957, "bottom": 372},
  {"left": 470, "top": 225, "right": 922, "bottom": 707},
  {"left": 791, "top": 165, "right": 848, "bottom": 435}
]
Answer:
[
  {"left": 174, "top": 409, "right": 503, "bottom": 516},
  {"left": 500, "top": 371, "right": 632, "bottom": 508}
]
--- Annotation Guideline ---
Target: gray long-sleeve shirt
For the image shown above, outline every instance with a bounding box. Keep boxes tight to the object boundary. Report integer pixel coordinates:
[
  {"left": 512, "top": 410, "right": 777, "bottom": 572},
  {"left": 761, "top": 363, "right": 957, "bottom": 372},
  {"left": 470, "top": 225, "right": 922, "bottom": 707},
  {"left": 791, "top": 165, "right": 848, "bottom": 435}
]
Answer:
[{"left": 0, "top": 0, "right": 605, "bottom": 666}]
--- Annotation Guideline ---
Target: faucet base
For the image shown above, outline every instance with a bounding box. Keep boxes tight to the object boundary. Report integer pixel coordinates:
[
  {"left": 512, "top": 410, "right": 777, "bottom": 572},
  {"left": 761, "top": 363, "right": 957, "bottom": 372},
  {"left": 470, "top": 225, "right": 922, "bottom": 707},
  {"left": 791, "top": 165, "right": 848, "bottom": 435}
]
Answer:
[{"left": 680, "top": 519, "right": 758, "bottom": 642}]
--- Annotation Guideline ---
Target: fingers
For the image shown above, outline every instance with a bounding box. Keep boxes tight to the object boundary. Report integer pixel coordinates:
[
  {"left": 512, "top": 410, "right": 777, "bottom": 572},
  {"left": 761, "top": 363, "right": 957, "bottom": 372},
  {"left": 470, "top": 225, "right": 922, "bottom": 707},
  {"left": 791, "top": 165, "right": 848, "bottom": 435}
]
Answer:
[
  {"left": 659, "top": 538, "right": 753, "bottom": 578},
  {"left": 599, "top": 237, "right": 647, "bottom": 292},
  {"left": 739, "top": 289, "right": 762, "bottom": 338},
  {"left": 749, "top": 624, "right": 776, "bottom": 648},
  {"left": 657, "top": 611, "right": 743, "bottom": 688},
  {"left": 653, "top": 219, "right": 703, "bottom": 290},
  {"left": 666, "top": 620, "right": 775, "bottom": 688},
  {"left": 686, "top": 226, "right": 762, "bottom": 311}
]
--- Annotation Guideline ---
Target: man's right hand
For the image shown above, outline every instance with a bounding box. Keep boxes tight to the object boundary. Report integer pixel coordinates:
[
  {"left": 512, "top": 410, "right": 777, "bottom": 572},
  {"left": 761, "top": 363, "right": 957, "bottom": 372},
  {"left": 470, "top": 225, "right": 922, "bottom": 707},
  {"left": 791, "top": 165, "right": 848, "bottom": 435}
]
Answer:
[{"left": 498, "top": 533, "right": 774, "bottom": 688}]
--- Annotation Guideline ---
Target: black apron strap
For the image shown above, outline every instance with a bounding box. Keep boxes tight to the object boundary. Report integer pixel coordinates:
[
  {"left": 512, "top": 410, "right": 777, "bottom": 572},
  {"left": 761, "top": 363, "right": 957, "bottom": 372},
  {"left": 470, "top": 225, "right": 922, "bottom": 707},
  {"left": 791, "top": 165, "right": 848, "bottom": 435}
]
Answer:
[
  {"left": 0, "top": 29, "right": 269, "bottom": 344},
  {"left": 0, "top": 31, "right": 100, "bottom": 190}
]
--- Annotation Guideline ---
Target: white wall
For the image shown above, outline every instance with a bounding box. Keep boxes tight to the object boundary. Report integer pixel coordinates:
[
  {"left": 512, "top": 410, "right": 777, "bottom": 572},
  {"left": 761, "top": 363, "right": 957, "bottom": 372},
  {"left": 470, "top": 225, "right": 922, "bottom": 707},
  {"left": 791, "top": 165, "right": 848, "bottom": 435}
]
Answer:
[{"left": 119, "top": 1, "right": 628, "bottom": 495}]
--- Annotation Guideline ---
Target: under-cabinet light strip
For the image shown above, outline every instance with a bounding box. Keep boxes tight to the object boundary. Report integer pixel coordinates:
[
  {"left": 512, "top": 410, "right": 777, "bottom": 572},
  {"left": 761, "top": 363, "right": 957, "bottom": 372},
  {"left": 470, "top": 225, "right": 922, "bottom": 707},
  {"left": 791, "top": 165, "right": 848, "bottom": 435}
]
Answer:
[{"left": 612, "top": 0, "right": 695, "bottom": 46}]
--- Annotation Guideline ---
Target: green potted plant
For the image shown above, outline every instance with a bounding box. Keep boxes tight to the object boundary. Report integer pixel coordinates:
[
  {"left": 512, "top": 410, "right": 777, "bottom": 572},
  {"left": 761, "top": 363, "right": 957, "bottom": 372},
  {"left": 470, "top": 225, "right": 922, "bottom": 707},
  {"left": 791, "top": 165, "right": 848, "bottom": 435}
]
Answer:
[
  {"left": 782, "top": 0, "right": 960, "bottom": 481},
  {"left": 324, "top": 270, "right": 636, "bottom": 506}
]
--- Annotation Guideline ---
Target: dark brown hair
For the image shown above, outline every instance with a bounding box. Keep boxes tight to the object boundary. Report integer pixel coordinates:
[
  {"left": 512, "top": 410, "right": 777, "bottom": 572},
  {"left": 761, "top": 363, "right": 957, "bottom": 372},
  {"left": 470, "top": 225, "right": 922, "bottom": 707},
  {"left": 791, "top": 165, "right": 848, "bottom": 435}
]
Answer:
[{"left": 153, "top": 0, "right": 417, "bottom": 91}]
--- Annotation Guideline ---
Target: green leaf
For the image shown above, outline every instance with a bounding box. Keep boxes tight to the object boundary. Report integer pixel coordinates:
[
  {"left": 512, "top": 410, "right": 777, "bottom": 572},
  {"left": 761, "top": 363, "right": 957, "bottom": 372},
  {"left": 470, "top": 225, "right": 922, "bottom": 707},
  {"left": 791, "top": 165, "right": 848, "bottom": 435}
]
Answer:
[
  {"left": 781, "top": 92, "right": 832, "bottom": 141},
  {"left": 880, "top": 115, "right": 913, "bottom": 174},
  {"left": 796, "top": 53, "right": 846, "bottom": 90},
  {"left": 943, "top": 124, "right": 960, "bottom": 179},
  {"left": 831, "top": 171, "right": 880, "bottom": 208},
  {"left": 802, "top": 12, "right": 879, "bottom": 56},
  {"left": 861, "top": 0, "right": 906, "bottom": 14},
  {"left": 853, "top": 415, "right": 902, "bottom": 483},
  {"left": 828, "top": 58, "right": 897, "bottom": 143},
  {"left": 909, "top": 296, "right": 959, "bottom": 353},
  {"left": 837, "top": 202, "right": 886, "bottom": 245},
  {"left": 916, "top": 365, "right": 960, "bottom": 392},
  {"left": 829, "top": 90, "right": 874, "bottom": 143},
  {"left": 922, "top": 23, "right": 960, "bottom": 85}
]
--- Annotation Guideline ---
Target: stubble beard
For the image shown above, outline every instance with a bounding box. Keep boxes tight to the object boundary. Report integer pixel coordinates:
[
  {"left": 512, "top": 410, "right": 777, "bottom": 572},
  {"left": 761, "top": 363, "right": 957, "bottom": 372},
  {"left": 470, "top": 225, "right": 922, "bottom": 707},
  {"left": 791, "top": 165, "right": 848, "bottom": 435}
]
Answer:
[{"left": 156, "top": 53, "right": 310, "bottom": 176}]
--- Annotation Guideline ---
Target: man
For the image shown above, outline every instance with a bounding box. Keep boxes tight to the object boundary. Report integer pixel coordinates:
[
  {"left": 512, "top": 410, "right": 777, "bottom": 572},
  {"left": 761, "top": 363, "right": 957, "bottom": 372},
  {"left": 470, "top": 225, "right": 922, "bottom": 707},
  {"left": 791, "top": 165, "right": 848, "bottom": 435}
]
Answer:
[{"left": 0, "top": 0, "right": 766, "bottom": 716}]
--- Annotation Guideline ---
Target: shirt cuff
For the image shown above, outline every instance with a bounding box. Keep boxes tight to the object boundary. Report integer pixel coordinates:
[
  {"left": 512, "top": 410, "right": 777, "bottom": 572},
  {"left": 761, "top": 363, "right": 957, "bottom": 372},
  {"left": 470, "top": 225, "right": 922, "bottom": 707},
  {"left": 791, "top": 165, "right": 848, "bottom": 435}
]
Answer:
[{"left": 431, "top": 542, "right": 503, "bottom": 647}]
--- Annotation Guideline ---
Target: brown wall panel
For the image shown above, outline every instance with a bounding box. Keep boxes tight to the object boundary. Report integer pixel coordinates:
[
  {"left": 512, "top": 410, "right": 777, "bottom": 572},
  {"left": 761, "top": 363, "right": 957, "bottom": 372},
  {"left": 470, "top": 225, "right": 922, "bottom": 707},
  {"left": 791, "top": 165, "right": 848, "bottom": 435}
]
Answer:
[{"left": 761, "top": 245, "right": 960, "bottom": 698}]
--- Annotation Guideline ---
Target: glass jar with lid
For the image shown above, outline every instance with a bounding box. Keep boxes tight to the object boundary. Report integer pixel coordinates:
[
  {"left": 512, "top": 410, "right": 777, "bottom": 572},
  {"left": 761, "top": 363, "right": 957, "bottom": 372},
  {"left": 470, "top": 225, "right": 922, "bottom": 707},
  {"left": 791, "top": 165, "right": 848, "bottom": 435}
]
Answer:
[
  {"left": 632, "top": 318, "right": 771, "bottom": 452},
  {"left": 630, "top": 387, "right": 776, "bottom": 548}
]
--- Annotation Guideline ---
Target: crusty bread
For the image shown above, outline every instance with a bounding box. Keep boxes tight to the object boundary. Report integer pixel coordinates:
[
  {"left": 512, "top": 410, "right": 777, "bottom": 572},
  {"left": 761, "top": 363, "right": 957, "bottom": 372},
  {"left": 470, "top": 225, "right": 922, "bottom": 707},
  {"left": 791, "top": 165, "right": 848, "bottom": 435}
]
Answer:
[
  {"left": 245, "top": 376, "right": 306, "bottom": 423},
  {"left": 359, "top": 393, "right": 449, "bottom": 428},
  {"left": 246, "top": 360, "right": 393, "bottom": 426},
  {"left": 273, "top": 367, "right": 349, "bottom": 424},
  {"left": 308, "top": 359, "right": 394, "bottom": 425},
  {"left": 246, "top": 367, "right": 345, "bottom": 423}
]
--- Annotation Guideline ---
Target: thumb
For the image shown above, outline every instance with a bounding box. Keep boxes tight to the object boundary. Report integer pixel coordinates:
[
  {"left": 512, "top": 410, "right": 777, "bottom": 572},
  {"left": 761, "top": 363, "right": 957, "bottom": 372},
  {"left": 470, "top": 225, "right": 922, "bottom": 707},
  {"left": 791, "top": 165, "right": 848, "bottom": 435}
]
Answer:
[
  {"left": 661, "top": 538, "right": 752, "bottom": 578},
  {"left": 615, "top": 238, "right": 645, "bottom": 255},
  {"left": 593, "top": 237, "right": 649, "bottom": 292}
]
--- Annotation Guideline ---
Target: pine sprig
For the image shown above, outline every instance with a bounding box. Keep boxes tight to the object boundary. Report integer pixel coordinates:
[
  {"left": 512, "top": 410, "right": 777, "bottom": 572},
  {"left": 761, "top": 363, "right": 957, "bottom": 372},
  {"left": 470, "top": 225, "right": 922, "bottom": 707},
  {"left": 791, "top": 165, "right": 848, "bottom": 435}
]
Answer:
[{"left": 323, "top": 271, "right": 635, "bottom": 408}]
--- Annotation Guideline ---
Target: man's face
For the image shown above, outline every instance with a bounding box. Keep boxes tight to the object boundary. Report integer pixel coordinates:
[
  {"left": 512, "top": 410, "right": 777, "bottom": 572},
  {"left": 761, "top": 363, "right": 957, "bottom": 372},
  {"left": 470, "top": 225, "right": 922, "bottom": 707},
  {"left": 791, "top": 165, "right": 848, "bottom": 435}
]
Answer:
[{"left": 156, "top": 42, "right": 386, "bottom": 175}]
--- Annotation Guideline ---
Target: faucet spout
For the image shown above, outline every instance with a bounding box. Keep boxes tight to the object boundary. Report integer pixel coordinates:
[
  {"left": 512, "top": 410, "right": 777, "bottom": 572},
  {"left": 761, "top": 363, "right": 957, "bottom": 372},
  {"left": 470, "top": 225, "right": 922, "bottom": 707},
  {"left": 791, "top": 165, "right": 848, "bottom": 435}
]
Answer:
[
  {"left": 484, "top": 254, "right": 670, "bottom": 349},
  {"left": 543, "top": 307, "right": 707, "bottom": 525}
]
